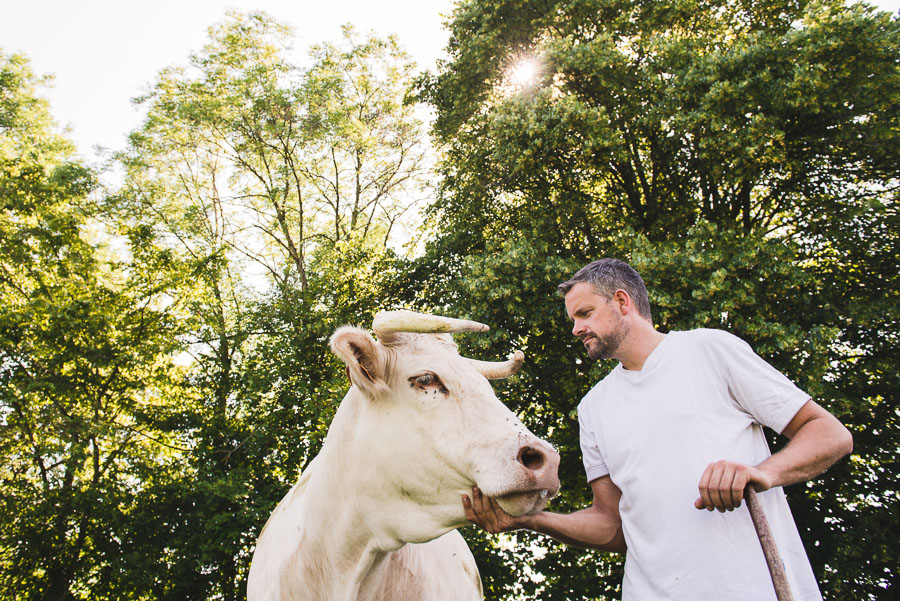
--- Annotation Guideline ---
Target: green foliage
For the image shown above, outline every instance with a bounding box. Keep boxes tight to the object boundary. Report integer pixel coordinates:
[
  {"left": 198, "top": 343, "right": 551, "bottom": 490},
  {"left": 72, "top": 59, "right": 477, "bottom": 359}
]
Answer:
[
  {"left": 418, "top": 1, "right": 898, "bottom": 599},
  {"left": 423, "top": 0, "right": 898, "bottom": 241},
  {"left": 96, "top": 12, "right": 430, "bottom": 600},
  {"left": 2, "top": 1, "right": 897, "bottom": 600},
  {"left": 0, "top": 51, "right": 186, "bottom": 600},
  {"left": 2, "top": 15, "right": 428, "bottom": 597},
  {"left": 122, "top": 12, "right": 429, "bottom": 294}
]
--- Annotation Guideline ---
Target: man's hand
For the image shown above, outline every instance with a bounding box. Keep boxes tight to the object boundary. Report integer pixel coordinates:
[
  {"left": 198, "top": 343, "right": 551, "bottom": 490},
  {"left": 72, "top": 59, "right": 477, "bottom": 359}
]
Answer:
[
  {"left": 462, "top": 487, "right": 525, "bottom": 534},
  {"left": 464, "top": 477, "right": 627, "bottom": 552},
  {"left": 694, "top": 460, "right": 772, "bottom": 512}
]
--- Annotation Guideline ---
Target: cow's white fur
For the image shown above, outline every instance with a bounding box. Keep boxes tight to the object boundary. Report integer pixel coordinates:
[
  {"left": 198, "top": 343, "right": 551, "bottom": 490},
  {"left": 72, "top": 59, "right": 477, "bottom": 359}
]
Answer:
[{"left": 247, "top": 326, "right": 560, "bottom": 601}]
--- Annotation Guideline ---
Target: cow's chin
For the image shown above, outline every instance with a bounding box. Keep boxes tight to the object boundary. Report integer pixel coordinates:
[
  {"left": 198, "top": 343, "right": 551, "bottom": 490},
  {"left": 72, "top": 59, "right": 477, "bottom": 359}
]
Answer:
[{"left": 495, "top": 489, "right": 554, "bottom": 517}]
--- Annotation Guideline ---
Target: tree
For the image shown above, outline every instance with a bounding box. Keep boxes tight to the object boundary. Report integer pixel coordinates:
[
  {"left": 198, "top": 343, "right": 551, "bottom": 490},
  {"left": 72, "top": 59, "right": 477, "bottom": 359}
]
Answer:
[
  {"left": 0, "top": 51, "right": 186, "bottom": 601},
  {"left": 422, "top": 0, "right": 897, "bottom": 245},
  {"left": 123, "top": 12, "right": 431, "bottom": 294},
  {"left": 106, "top": 12, "right": 432, "bottom": 599},
  {"left": 417, "top": 1, "right": 898, "bottom": 599}
]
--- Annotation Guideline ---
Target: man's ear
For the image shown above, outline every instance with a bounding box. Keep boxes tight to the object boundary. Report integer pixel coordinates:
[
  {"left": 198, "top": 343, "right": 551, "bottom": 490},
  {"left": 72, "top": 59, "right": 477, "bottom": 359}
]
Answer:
[
  {"left": 612, "top": 289, "right": 630, "bottom": 315},
  {"left": 330, "top": 326, "right": 390, "bottom": 399}
]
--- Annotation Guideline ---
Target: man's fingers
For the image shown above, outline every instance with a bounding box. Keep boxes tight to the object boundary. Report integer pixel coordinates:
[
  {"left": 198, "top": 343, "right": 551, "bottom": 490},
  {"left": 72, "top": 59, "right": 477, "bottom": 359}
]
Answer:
[
  {"left": 470, "top": 487, "right": 501, "bottom": 533},
  {"left": 464, "top": 489, "right": 490, "bottom": 530},
  {"left": 719, "top": 465, "right": 751, "bottom": 510},
  {"left": 480, "top": 488, "right": 501, "bottom": 530},
  {"left": 710, "top": 465, "right": 729, "bottom": 512},
  {"left": 697, "top": 461, "right": 758, "bottom": 512},
  {"left": 697, "top": 461, "right": 734, "bottom": 511},
  {"left": 471, "top": 486, "right": 484, "bottom": 513},
  {"left": 697, "top": 465, "right": 713, "bottom": 511},
  {"left": 462, "top": 494, "right": 477, "bottom": 522},
  {"left": 465, "top": 487, "right": 525, "bottom": 534},
  {"left": 727, "top": 471, "right": 746, "bottom": 510}
]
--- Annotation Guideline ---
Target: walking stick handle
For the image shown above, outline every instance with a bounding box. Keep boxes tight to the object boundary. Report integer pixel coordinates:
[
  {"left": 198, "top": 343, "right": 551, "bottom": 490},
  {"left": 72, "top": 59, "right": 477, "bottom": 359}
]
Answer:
[{"left": 745, "top": 485, "right": 795, "bottom": 601}]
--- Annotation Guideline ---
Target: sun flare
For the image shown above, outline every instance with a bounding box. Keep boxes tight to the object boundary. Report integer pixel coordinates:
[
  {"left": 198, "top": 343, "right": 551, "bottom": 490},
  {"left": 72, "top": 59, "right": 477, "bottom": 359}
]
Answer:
[{"left": 509, "top": 57, "right": 540, "bottom": 87}]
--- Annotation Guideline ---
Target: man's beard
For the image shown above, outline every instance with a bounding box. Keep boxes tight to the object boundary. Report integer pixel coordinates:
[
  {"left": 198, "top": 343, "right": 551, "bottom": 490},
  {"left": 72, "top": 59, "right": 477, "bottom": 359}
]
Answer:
[{"left": 582, "top": 317, "right": 630, "bottom": 361}]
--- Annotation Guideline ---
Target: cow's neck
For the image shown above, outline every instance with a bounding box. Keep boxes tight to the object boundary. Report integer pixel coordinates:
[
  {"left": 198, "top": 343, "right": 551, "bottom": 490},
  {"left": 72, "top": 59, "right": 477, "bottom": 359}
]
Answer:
[
  {"left": 300, "top": 478, "right": 396, "bottom": 601},
  {"left": 292, "top": 391, "right": 406, "bottom": 601}
]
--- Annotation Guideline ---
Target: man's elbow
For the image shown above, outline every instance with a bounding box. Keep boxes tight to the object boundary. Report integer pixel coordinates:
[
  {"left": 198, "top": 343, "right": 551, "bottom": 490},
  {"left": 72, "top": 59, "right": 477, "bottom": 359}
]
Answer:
[
  {"left": 836, "top": 424, "right": 854, "bottom": 459},
  {"left": 818, "top": 408, "right": 853, "bottom": 462}
]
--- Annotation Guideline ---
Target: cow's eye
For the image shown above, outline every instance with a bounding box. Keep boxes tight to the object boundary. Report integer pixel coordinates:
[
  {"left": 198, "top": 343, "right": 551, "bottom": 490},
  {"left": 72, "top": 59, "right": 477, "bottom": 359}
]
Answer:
[{"left": 409, "top": 372, "right": 448, "bottom": 394}]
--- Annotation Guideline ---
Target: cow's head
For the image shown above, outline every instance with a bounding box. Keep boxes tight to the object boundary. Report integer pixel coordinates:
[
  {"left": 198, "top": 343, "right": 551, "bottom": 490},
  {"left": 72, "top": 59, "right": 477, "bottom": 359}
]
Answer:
[{"left": 329, "top": 310, "right": 560, "bottom": 544}]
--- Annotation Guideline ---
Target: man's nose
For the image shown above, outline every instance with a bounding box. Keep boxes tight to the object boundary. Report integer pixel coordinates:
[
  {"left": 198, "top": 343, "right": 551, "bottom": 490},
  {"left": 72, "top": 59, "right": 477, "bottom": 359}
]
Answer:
[{"left": 572, "top": 320, "right": 584, "bottom": 337}]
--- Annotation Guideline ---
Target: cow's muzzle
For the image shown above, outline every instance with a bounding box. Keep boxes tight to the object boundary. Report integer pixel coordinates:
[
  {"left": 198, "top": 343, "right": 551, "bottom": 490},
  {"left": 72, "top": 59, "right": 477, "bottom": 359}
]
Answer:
[{"left": 492, "top": 440, "right": 560, "bottom": 516}]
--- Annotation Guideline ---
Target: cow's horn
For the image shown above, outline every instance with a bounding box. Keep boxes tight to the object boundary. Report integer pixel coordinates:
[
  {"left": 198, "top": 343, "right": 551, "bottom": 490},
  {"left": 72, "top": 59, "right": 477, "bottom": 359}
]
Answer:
[
  {"left": 373, "top": 310, "right": 489, "bottom": 336},
  {"left": 468, "top": 350, "right": 525, "bottom": 380}
]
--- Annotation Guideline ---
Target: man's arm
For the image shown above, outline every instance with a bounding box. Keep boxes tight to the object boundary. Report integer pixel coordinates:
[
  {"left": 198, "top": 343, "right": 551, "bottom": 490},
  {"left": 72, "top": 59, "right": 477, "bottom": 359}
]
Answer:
[
  {"left": 463, "top": 475, "right": 627, "bottom": 553},
  {"left": 695, "top": 399, "right": 853, "bottom": 512}
]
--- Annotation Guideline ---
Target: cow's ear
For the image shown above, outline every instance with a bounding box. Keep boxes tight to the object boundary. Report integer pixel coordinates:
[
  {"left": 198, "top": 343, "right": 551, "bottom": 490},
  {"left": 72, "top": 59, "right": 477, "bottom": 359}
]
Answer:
[{"left": 330, "top": 326, "right": 390, "bottom": 399}]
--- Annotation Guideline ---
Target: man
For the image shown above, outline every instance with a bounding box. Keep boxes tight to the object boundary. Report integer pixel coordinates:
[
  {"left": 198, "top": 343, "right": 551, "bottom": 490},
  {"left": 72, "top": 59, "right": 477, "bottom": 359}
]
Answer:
[{"left": 463, "top": 258, "right": 852, "bottom": 600}]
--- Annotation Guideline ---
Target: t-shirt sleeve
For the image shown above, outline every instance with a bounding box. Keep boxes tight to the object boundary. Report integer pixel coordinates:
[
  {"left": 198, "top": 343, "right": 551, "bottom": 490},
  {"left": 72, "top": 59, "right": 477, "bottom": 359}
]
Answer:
[
  {"left": 713, "top": 331, "right": 811, "bottom": 434},
  {"left": 579, "top": 401, "right": 610, "bottom": 482}
]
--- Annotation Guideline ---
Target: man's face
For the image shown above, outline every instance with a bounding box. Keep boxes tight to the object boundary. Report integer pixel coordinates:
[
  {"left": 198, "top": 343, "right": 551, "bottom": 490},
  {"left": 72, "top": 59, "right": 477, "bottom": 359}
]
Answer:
[{"left": 564, "top": 282, "right": 630, "bottom": 361}]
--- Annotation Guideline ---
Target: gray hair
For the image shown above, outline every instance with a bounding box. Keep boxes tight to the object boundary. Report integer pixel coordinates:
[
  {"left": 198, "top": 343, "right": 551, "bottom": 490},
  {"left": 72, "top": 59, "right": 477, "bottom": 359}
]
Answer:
[{"left": 558, "top": 258, "right": 653, "bottom": 321}]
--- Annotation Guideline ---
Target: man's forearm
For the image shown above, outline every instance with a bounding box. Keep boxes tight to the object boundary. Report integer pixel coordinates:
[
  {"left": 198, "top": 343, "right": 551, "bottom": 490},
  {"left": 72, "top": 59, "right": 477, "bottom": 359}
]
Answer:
[
  {"left": 695, "top": 400, "right": 854, "bottom": 511},
  {"left": 760, "top": 402, "right": 853, "bottom": 489},
  {"left": 521, "top": 506, "right": 626, "bottom": 553}
]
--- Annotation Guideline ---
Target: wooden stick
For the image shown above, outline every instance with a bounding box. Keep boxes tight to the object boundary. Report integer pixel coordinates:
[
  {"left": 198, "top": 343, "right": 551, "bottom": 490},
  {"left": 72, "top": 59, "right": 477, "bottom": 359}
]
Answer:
[{"left": 745, "top": 485, "right": 795, "bottom": 601}]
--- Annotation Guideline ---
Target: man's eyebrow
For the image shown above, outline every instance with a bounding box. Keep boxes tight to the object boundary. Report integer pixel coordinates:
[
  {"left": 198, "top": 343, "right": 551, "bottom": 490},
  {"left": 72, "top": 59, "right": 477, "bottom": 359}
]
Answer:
[{"left": 572, "top": 306, "right": 593, "bottom": 318}]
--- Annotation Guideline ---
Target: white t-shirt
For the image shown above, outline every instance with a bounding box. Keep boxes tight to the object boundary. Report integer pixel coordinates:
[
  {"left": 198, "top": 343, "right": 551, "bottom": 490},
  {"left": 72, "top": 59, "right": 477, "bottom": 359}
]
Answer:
[{"left": 579, "top": 329, "right": 822, "bottom": 601}]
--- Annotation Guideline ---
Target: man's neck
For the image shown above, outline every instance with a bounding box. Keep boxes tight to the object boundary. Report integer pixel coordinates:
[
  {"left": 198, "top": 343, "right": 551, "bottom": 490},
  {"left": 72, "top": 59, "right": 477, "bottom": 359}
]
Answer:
[{"left": 618, "top": 324, "right": 667, "bottom": 371}]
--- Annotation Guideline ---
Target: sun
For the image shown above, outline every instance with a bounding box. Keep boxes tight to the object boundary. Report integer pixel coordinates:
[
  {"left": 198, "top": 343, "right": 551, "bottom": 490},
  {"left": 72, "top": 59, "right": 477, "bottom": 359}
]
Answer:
[{"left": 509, "top": 57, "right": 540, "bottom": 88}]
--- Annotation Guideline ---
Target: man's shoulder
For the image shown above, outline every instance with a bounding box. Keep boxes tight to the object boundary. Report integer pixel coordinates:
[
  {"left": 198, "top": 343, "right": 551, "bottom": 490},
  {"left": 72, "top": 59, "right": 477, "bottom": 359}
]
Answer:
[
  {"left": 669, "top": 329, "right": 760, "bottom": 378},
  {"left": 674, "top": 327, "right": 746, "bottom": 349},
  {"left": 577, "top": 366, "right": 619, "bottom": 411}
]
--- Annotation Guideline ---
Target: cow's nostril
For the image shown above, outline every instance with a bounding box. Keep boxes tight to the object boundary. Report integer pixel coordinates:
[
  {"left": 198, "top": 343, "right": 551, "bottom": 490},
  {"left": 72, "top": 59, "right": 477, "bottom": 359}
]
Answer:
[{"left": 518, "top": 446, "right": 545, "bottom": 471}]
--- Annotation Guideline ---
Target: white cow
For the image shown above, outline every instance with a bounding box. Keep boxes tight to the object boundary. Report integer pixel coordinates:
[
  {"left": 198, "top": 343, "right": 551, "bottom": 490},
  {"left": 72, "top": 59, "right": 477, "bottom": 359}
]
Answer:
[{"left": 248, "top": 311, "right": 561, "bottom": 601}]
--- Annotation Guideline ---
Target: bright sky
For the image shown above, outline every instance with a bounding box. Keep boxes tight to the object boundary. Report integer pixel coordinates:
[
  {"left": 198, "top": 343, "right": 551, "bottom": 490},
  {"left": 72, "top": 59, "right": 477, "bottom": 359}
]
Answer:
[
  {"left": 0, "top": 0, "right": 458, "bottom": 162},
  {"left": 2, "top": 0, "right": 898, "bottom": 166}
]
